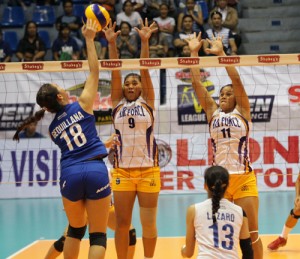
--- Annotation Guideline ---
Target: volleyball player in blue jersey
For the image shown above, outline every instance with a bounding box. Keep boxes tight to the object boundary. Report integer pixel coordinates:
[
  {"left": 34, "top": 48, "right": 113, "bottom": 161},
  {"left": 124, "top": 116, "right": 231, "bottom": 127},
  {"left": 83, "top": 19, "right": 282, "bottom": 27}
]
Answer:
[
  {"left": 184, "top": 33, "right": 263, "bottom": 259},
  {"left": 13, "top": 19, "right": 111, "bottom": 259}
]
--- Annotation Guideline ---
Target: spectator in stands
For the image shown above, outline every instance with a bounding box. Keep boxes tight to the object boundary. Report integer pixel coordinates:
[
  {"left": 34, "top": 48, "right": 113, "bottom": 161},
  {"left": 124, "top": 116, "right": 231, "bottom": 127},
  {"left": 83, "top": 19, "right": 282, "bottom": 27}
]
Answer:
[
  {"left": 177, "top": 0, "right": 204, "bottom": 34},
  {"left": 0, "top": 29, "right": 12, "bottom": 62},
  {"left": 82, "top": 31, "right": 107, "bottom": 60},
  {"left": 52, "top": 23, "right": 80, "bottom": 61},
  {"left": 91, "top": 0, "right": 116, "bottom": 22},
  {"left": 174, "top": 14, "right": 205, "bottom": 56},
  {"left": 116, "top": 21, "right": 138, "bottom": 59},
  {"left": 121, "top": 0, "right": 145, "bottom": 14},
  {"left": 18, "top": 121, "right": 45, "bottom": 138},
  {"left": 16, "top": 21, "right": 47, "bottom": 62},
  {"left": 153, "top": 3, "right": 176, "bottom": 57},
  {"left": 146, "top": 0, "right": 177, "bottom": 20},
  {"left": 116, "top": 0, "right": 142, "bottom": 34},
  {"left": 55, "top": 0, "right": 83, "bottom": 51},
  {"left": 209, "top": 0, "right": 241, "bottom": 47},
  {"left": 203, "top": 11, "right": 237, "bottom": 55},
  {"left": 149, "top": 21, "right": 168, "bottom": 58}
]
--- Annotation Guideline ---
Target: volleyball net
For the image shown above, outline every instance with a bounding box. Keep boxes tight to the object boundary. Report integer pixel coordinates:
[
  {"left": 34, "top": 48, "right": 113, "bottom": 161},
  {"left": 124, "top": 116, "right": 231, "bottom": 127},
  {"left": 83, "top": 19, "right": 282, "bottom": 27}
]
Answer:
[{"left": 0, "top": 55, "right": 300, "bottom": 198}]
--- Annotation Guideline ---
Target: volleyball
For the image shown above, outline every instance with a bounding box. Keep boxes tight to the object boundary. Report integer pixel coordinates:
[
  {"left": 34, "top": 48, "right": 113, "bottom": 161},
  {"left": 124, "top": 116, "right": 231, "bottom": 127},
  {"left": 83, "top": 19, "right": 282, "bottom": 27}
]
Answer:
[{"left": 82, "top": 4, "right": 110, "bottom": 32}]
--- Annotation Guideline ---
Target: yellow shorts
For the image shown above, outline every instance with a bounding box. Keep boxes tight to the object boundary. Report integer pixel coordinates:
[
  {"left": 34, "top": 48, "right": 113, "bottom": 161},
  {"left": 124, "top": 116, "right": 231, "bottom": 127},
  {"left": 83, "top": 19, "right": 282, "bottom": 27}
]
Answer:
[
  {"left": 224, "top": 172, "right": 258, "bottom": 200},
  {"left": 111, "top": 167, "right": 161, "bottom": 193}
]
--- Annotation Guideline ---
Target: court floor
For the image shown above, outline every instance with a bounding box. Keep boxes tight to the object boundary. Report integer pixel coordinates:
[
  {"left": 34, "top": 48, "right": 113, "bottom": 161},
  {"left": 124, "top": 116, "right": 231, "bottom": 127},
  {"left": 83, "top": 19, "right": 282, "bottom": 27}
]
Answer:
[{"left": 1, "top": 191, "right": 300, "bottom": 258}]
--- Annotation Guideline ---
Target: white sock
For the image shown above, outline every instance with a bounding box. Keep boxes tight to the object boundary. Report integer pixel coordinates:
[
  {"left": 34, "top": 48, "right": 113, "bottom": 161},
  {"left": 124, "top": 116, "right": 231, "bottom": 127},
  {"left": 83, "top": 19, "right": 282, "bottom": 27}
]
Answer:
[
  {"left": 281, "top": 225, "right": 292, "bottom": 239},
  {"left": 144, "top": 257, "right": 153, "bottom": 259}
]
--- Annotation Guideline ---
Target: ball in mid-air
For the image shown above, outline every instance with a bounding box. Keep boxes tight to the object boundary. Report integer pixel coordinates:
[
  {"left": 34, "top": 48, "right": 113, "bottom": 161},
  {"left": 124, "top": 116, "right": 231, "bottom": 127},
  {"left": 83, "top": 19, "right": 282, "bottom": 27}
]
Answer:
[{"left": 83, "top": 4, "right": 110, "bottom": 32}]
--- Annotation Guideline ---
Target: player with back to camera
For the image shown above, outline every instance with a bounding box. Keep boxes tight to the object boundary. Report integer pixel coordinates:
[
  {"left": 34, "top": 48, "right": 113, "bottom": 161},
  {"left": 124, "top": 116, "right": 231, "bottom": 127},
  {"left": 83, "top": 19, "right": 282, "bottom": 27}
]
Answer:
[
  {"left": 13, "top": 19, "right": 111, "bottom": 259},
  {"left": 267, "top": 172, "right": 300, "bottom": 250},
  {"left": 103, "top": 19, "right": 161, "bottom": 259},
  {"left": 181, "top": 165, "right": 253, "bottom": 259},
  {"left": 44, "top": 135, "right": 137, "bottom": 259},
  {"left": 184, "top": 33, "right": 263, "bottom": 259}
]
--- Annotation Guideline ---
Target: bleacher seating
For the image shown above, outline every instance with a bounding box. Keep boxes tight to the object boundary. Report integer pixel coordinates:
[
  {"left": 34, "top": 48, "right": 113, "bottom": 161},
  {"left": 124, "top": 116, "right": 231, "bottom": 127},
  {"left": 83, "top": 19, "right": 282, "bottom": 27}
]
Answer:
[
  {"left": 1, "top": 6, "right": 25, "bottom": 28},
  {"left": 38, "top": 30, "right": 51, "bottom": 49},
  {"left": 73, "top": 4, "right": 86, "bottom": 18},
  {"left": 32, "top": 5, "right": 56, "bottom": 27},
  {"left": 3, "top": 31, "right": 19, "bottom": 52}
]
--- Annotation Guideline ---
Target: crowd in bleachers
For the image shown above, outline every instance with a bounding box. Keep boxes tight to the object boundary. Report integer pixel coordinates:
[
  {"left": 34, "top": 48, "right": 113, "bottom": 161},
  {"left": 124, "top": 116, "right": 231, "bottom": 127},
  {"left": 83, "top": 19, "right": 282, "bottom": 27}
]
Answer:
[{"left": 0, "top": 0, "right": 242, "bottom": 62}]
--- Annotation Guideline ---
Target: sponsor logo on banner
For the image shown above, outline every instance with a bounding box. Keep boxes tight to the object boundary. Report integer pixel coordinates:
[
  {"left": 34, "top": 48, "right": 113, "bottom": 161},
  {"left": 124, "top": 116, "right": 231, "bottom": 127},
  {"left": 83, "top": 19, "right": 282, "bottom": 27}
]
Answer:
[
  {"left": 0, "top": 64, "right": 6, "bottom": 70},
  {"left": 178, "top": 89, "right": 275, "bottom": 125},
  {"left": 100, "top": 60, "right": 122, "bottom": 68},
  {"left": 177, "top": 57, "right": 199, "bottom": 65},
  {"left": 258, "top": 55, "right": 280, "bottom": 63},
  {"left": 288, "top": 85, "right": 300, "bottom": 104},
  {"left": 218, "top": 57, "right": 240, "bottom": 64},
  {"left": 156, "top": 139, "right": 172, "bottom": 167},
  {"left": 22, "top": 63, "right": 44, "bottom": 70},
  {"left": 0, "top": 103, "right": 35, "bottom": 130},
  {"left": 67, "top": 80, "right": 112, "bottom": 124},
  {"left": 61, "top": 62, "right": 83, "bottom": 69},
  {"left": 140, "top": 59, "right": 161, "bottom": 67},
  {"left": 176, "top": 68, "right": 215, "bottom": 124}
]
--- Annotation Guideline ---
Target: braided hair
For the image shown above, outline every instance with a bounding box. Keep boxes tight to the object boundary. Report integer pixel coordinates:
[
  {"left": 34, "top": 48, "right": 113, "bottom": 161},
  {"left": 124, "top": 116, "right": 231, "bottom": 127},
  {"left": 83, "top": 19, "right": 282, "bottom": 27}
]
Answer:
[
  {"left": 13, "top": 83, "right": 63, "bottom": 141},
  {"left": 204, "top": 166, "right": 229, "bottom": 224}
]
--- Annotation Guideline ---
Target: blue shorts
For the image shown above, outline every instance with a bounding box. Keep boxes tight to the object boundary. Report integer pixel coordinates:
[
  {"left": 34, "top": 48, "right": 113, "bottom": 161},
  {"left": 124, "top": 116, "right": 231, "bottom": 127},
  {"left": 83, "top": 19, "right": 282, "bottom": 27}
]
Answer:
[{"left": 60, "top": 160, "right": 111, "bottom": 202}]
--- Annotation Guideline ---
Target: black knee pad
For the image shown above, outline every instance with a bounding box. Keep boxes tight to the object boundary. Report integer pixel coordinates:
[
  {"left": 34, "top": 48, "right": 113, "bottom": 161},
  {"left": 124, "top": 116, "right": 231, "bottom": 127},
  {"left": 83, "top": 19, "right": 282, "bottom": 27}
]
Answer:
[
  {"left": 89, "top": 232, "right": 107, "bottom": 248},
  {"left": 53, "top": 235, "right": 66, "bottom": 252},
  {"left": 129, "top": 228, "right": 136, "bottom": 246},
  {"left": 67, "top": 225, "right": 87, "bottom": 240},
  {"left": 290, "top": 209, "right": 300, "bottom": 219}
]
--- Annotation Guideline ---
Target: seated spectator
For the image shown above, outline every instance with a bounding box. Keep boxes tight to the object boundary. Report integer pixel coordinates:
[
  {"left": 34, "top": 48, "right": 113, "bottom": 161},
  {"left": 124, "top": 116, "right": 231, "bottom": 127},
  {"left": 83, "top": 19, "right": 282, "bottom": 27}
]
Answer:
[
  {"left": 203, "top": 11, "right": 237, "bottom": 55},
  {"left": 146, "top": 0, "right": 177, "bottom": 20},
  {"left": 116, "top": 21, "right": 138, "bottom": 59},
  {"left": 55, "top": 0, "right": 83, "bottom": 51},
  {"left": 91, "top": 0, "right": 116, "bottom": 22},
  {"left": 174, "top": 15, "right": 205, "bottom": 56},
  {"left": 116, "top": 0, "right": 142, "bottom": 35},
  {"left": 149, "top": 21, "right": 168, "bottom": 58},
  {"left": 0, "top": 29, "right": 12, "bottom": 62},
  {"left": 153, "top": 4, "right": 175, "bottom": 57},
  {"left": 18, "top": 121, "right": 45, "bottom": 138},
  {"left": 209, "top": 0, "right": 241, "bottom": 47},
  {"left": 16, "top": 21, "right": 46, "bottom": 62},
  {"left": 82, "top": 31, "right": 107, "bottom": 60},
  {"left": 120, "top": 0, "right": 145, "bottom": 14},
  {"left": 177, "top": 0, "right": 204, "bottom": 34},
  {"left": 52, "top": 23, "right": 80, "bottom": 61}
]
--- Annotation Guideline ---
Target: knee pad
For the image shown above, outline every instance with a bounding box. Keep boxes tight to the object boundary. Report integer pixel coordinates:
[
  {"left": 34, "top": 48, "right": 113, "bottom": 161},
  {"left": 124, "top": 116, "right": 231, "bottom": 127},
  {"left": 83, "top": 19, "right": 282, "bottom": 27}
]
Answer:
[
  {"left": 290, "top": 208, "right": 300, "bottom": 219},
  {"left": 53, "top": 236, "right": 66, "bottom": 252},
  {"left": 89, "top": 232, "right": 107, "bottom": 248},
  {"left": 129, "top": 228, "right": 136, "bottom": 246},
  {"left": 67, "top": 225, "right": 87, "bottom": 240},
  {"left": 140, "top": 207, "right": 157, "bottom": 239}
]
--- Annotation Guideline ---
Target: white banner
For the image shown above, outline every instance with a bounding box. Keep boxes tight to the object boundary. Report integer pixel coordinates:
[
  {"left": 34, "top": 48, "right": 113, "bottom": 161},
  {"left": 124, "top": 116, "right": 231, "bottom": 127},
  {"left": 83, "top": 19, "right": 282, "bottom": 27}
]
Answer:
[{"left": 1, "top": 66, "right": 300, "bottom": 198}]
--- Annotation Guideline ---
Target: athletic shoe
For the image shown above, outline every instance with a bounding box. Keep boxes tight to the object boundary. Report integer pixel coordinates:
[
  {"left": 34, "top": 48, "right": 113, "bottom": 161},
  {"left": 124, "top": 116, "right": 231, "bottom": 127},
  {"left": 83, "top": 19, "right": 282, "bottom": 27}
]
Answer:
[{"left": 267, "top": 236, "right": 287, "bottom": 250}]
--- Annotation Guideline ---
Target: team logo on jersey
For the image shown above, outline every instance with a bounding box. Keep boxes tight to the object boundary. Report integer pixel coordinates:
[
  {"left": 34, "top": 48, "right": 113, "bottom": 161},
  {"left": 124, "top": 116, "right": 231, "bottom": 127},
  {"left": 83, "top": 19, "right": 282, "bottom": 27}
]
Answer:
[
  {"left": 150, "top": 179, "right": 156, "bottom": 186},
  {"left": 241, "top": 185, "right": 249, "bottom": 192},
  {"left": 156, "top": 139, "right": 172, "bottom": 168}
]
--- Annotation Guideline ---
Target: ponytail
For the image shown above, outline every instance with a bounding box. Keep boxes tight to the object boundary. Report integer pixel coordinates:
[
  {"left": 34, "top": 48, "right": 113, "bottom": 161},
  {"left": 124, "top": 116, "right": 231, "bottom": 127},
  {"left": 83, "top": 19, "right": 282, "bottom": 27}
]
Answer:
[{"left": 13, "top": 109, "right": 46, "bottom": 142}]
